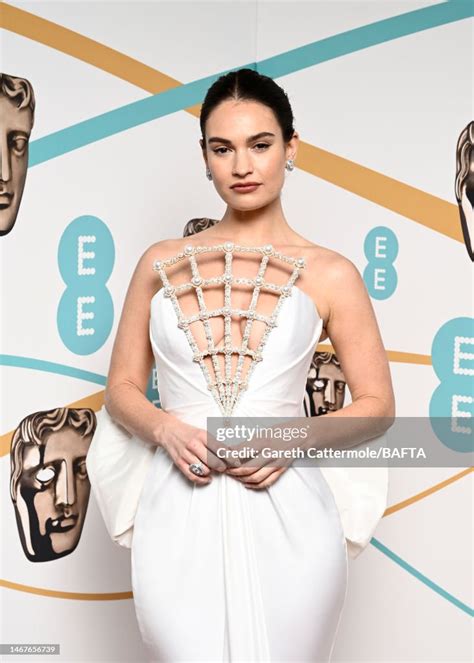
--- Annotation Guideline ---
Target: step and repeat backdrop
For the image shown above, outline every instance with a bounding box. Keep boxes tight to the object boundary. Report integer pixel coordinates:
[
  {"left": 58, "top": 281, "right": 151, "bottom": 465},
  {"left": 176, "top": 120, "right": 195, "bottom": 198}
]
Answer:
[{"left": 1, "top": 1, "right": 472, "bottom": 661}]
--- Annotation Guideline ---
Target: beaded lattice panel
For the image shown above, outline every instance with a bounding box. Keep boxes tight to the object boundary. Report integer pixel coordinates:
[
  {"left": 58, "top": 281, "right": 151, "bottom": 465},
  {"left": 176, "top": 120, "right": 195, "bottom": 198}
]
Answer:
[{"left": 152, "top": 241, "right": 306, "bottom": 417}]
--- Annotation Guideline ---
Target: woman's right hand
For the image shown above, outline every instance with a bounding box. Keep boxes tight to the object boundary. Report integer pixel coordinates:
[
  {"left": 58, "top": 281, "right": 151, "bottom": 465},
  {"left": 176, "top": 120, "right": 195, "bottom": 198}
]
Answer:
[{"left": 159, "top": 417, "right": 231, "bottom": 485}]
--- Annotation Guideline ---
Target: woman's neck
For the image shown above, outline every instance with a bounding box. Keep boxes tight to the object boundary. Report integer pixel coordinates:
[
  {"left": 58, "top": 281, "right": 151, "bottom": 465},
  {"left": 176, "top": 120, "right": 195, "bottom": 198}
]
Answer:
[{"left": 216, "top": 206, "right": 294, "bottom": 245}]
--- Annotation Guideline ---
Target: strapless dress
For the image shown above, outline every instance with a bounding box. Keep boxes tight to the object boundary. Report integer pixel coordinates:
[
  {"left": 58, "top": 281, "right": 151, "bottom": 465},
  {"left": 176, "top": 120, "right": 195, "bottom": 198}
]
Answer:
[{"left": 130, "top": 242, "right": 387, "bottom": 662}]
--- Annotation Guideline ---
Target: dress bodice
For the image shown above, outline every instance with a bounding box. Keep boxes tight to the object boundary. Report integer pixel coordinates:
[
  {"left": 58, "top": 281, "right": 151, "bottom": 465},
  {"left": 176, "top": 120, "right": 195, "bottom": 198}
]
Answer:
[
  {"left": 150, "top": 280, "right": 322, "bottom": 423},
  {"left": 150, "top": 241, "right": 320, "bottom": 421}
]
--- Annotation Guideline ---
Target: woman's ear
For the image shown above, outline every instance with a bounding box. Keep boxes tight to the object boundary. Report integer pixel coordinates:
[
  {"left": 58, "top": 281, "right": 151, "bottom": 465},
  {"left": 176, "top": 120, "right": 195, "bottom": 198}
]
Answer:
[
  {"left": 200, "top": 140, "right": 209, "bottom": 169},
  {"left": 287, "top": 131, "right": 299, "bottom": 161},
  {"left": 200, "top": 139, "right": 208, "bottom": 160}
]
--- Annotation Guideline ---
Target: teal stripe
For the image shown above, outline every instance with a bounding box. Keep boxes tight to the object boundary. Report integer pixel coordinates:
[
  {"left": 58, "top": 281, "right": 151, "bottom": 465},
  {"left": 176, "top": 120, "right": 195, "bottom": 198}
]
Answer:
[
  {"left": 28, "top": 64, "right": 256, "bottom": 166},
  {"left": 0, "top": 355, "right": 106, "bottom": 386},
  {"left": 259, "top": 0, "right": 474, "bottom": 78},
  {"left": 28, "top": 1, "right": 473, "bottom": 167},
  {"left": 371, "top": 536, "right": 474, "bottom": 617}
]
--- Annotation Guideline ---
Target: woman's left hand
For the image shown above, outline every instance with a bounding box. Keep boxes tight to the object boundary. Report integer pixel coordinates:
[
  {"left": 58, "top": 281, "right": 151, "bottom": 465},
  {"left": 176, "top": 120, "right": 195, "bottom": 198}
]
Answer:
[
  {"left": 225, "top": 462, "right": 290, "bottom": 489},
  {"left": 218, "top": 418, "right": 304, "bottom": 489}
]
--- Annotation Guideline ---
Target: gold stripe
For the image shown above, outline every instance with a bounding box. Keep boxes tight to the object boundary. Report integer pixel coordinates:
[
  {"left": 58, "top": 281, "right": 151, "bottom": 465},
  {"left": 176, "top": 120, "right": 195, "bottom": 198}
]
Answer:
[{"left": 384, "top": 467, "right": 473, "bottom": 516}]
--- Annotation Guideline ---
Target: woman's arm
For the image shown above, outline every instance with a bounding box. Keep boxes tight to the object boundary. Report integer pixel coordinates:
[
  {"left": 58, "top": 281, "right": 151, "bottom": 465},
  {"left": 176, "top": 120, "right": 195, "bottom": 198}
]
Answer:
[
  {"left": 104, "top": 240, "right": 177, "bottom": 446},
  {"left": 306, "top": 254, "right": 396, "bottom": 450}
]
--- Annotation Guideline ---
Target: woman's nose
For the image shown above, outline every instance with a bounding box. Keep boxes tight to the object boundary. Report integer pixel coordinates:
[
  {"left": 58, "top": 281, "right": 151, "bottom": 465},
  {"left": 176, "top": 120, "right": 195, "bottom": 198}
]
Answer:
[{"left": 232, "top": 150, "right": 253, "bottom": 176}]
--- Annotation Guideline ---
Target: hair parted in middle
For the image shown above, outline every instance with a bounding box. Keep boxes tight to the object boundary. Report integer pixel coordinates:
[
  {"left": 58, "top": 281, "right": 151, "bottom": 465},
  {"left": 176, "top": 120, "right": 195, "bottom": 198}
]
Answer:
[{"left": 199, "top": 68, "right": 296, "bottom": 147}]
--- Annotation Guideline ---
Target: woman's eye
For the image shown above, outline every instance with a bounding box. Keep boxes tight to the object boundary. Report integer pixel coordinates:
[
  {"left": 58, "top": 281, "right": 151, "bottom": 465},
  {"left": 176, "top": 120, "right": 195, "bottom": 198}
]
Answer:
[{"left": 213, "top": 143, "right": 270, "bottom": 155}]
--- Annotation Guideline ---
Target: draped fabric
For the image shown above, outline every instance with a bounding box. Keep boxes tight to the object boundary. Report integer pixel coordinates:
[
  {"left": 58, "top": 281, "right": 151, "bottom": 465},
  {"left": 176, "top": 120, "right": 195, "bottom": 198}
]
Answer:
[{"left": 131, "top": 285, "right": 370, "bottom": 661}]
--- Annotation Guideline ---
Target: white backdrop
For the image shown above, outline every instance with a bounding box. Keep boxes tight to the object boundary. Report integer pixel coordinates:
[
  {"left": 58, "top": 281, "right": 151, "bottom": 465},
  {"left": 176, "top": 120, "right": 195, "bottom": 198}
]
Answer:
[{"left": 1, "top": 1, "right": 472, "bottom": 661}]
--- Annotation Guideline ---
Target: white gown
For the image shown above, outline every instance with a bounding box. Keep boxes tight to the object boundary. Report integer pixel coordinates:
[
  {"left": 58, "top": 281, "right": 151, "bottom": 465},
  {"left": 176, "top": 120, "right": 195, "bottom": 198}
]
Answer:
[{"left": 131, "top": 243, "right": 350, "bottom": 662}]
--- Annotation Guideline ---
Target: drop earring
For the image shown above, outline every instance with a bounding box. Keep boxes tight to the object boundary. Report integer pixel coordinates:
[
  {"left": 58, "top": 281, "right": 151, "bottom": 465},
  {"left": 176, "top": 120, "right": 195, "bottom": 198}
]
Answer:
[
  {"left": 206, "top": 167, "right": 212, "bottom": 180},
  {"left": 285, "top": 158, "right": 295, "bottom": 172}
]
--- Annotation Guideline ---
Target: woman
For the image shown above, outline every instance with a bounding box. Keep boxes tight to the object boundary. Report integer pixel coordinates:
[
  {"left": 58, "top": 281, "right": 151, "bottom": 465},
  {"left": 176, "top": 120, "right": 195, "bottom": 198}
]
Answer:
[{"left": 104, "top": 68, "right": 395, "bottom": 662}]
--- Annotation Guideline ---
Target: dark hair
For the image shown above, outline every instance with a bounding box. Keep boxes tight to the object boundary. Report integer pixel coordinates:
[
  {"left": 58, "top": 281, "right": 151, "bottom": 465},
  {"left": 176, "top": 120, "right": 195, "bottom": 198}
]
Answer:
[{"left": 199, "top": 68, "right": 295, "bottom": 148}]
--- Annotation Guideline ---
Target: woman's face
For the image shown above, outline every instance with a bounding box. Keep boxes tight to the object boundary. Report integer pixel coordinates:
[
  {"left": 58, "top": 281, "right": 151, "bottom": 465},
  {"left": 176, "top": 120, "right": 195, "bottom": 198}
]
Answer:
[{"left": 201, "top": 99, "right": 297, "bottom": 211}]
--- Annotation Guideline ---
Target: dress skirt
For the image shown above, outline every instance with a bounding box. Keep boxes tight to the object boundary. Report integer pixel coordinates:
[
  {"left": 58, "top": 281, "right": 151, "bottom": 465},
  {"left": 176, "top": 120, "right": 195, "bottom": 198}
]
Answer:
[{"left": 131, "top": 446, "right": 348, "bottom": 663}]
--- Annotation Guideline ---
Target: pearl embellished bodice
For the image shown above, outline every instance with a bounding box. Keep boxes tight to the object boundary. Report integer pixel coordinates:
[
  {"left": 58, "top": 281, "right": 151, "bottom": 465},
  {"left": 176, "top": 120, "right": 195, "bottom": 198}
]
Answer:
[{"left": 152, "top": 241, "right": 311, "bottom": 419}]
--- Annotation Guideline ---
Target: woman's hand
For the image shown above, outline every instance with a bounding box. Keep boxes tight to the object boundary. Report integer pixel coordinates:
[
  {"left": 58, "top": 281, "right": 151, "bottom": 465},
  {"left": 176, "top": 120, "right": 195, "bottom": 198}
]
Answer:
[
  {"left": 160, "top": 417, "right": 232, "bottom": 485},
  {"left": 225, "top": 461, "right": 291, "bottom": 490},
  {"left": 223, "top": 425, "right": 297, "bottom": 490}
]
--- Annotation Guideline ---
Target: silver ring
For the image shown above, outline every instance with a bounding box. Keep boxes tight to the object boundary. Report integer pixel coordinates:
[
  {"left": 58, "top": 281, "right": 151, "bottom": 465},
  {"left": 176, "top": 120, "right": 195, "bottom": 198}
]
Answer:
[{"left": 189, "top": 462, "right": 205, "bottom": 476}]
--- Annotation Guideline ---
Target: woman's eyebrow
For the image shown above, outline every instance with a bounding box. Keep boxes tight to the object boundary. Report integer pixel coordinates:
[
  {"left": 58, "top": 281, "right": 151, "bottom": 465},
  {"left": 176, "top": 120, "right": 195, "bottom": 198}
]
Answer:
[{"left": 208, "top": 131, "right": 276, "bottom": 145}]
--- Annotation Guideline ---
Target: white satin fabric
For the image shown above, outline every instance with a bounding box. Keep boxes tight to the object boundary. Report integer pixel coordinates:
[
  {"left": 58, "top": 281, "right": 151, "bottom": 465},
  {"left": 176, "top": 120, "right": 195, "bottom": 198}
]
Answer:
[{"left": 131, "top": 285, "right": 387, "bottom": 662}]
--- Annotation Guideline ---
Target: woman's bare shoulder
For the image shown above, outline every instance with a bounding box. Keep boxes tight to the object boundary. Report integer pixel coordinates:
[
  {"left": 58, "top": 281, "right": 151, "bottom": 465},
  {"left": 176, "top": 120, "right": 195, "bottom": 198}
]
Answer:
[
  {"left": 144, "top": 238, "right": 186, "bottom": 260},
  {"left": 129, "top": 239, "right": 184, "bottom": 301},
  {"left": 298, "top": 243, "right": 361, "bottom": 332},
  {"left": 300, "top": 242, "right": 357, "bottom": 279}
]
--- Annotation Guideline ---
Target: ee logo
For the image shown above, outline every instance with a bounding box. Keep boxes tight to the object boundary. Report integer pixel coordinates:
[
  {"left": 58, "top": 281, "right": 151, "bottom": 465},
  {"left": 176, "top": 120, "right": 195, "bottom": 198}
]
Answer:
[
  {"left": 430, "top": 317, "right": 474, "bottom": 453},
  {"left": 363, "top": 226, "right": 398, "bottom": 299},
  {"left": 57, "top": 215, "right": 114, "bottom": 354}
]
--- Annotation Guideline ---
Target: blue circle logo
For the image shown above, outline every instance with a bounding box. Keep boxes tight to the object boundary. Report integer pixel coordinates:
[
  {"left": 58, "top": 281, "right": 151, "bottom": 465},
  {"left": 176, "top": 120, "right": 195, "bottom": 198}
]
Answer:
[
  {"left": 363, "top": 226, "right": 398, "bottom": 299},
  {"left": 57, "top": 215, "right": 114, "bottom": 354},
  {"left": 430, "top": 317, "right": 474, "bottom": 453}
]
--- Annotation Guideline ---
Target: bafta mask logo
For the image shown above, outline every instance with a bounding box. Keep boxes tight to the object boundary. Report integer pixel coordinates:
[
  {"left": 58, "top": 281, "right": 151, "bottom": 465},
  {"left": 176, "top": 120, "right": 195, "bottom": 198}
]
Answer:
[
  {"left": 10, "top": 408, "right": 96, "bottom": 562},
  {"left": 0, "top": 72, "right": 35, "bottom": 237},
  {"left": 304, "top": 352, "right": 346, "bottom": 417},
  {"left": 183, "top": 216, "right": 219, "bottom": 236},
  {"left": 455, "top": 120, "right": 474, "bottom": 261}
]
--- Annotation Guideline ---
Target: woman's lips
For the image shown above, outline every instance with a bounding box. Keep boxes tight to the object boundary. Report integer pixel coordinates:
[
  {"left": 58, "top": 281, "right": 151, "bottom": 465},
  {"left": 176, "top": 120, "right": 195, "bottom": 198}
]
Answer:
[{"left": 231, "top": 184, "right": 261, "bottom": 193}]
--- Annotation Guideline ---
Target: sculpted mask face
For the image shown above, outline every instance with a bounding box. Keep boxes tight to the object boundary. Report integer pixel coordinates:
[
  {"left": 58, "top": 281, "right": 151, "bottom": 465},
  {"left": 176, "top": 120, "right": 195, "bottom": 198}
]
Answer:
[
  {"left": 455, "top": 121, "right": 474, "bottom": 261},
  {"left": 183, "top": 216, "right": 219, "bottom": 237},
  {"left": 0, "top": 73, "right": 35, "bottom": 236},
  {"left": 10, "top": 409, "right": 95, "bottom": 562},
  {"left": 305, "top": 356, "right": 346, "bottom": 417}
]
